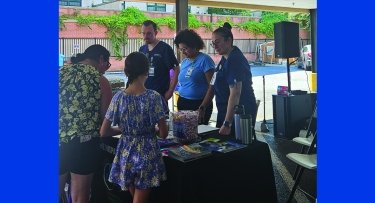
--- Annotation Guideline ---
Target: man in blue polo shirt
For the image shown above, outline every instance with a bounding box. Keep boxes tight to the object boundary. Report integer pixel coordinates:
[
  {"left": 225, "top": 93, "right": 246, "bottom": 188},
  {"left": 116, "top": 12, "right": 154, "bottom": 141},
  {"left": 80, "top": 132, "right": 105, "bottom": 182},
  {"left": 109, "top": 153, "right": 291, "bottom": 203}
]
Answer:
[{"left": 139, "top": 20, "right": 180, "bottom": 104}]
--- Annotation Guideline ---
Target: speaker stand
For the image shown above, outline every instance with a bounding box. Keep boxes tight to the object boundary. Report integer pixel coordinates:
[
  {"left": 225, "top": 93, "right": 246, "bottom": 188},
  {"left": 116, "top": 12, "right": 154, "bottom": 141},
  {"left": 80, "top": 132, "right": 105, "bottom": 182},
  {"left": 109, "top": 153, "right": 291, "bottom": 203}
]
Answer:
[
  {"left": 287, "top": 58, "right": 291, "bottom": 92},
  {"left": 260, "top": 75, "right": 269, "bottom": 133}
]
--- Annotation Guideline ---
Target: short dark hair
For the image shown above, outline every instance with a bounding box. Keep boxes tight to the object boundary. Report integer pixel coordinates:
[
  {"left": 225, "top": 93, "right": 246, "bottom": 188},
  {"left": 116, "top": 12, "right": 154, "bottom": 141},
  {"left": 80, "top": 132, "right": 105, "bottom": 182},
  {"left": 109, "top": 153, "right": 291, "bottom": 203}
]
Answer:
[
  {"left": 124, "top": 52, "right": 150, "bottom": 88},
  {"left": 213, "top": 22, "right": 233, "bottom": 42},
  {"left": 142, "top": 20, "right": 157, "bottom": 31},
  {"left": 174, "top": 29, "right": 204, "bottom": 50},
  {"left": 71, "top": 44, "right": 110, "bottom": 64}
]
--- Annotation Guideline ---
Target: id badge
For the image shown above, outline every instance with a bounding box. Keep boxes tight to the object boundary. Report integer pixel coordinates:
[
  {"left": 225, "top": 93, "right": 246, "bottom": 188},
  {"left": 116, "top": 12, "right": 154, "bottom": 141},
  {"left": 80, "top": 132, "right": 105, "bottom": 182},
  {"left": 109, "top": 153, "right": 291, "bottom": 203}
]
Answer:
[
  {"left": 149, "top": 66, "right": 155, "bottom": 76},
  {"left": 210, "top": 72, "right": 217, "bottom": 85},
  {"left": 185, "top": 67, "right": 194, "bottom": 78}
]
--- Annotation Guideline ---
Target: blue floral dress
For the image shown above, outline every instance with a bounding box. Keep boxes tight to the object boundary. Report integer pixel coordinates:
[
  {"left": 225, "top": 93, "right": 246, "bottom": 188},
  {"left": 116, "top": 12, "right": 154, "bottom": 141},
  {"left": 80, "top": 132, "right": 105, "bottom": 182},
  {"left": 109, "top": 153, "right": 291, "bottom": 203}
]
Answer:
[{"left": 105, "top": 89, "right": 168, "bottom": 190}]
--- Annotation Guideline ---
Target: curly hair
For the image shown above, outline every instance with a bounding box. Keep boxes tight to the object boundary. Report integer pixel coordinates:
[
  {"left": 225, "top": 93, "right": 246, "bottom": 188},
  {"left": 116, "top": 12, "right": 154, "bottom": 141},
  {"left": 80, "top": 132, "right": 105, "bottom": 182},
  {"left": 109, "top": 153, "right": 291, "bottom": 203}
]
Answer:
[{"left": 174, "top": 29, "right": 204, "bottom": 50}]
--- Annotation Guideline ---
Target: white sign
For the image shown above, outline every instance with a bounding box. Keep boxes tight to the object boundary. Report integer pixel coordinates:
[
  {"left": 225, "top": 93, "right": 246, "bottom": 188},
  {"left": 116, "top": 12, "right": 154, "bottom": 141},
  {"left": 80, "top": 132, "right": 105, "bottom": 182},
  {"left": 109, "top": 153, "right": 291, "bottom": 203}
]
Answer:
[{"left": 266, "top": 46, "right": 274, "bottom": 56}]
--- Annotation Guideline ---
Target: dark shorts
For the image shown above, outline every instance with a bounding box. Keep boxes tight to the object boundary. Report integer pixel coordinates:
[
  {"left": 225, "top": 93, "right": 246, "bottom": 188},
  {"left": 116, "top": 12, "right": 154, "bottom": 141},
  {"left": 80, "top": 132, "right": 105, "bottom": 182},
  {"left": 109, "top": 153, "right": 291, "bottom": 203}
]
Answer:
[{"left": 59, "top": 137, "right": 101, "bottom": 175}]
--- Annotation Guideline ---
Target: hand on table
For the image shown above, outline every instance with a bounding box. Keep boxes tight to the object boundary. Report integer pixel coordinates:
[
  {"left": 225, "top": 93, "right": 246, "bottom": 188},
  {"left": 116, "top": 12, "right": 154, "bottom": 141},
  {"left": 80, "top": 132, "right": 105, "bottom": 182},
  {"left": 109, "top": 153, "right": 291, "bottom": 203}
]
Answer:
[{"left": 219, "top": 126, "right": 231, "bottom": 135}]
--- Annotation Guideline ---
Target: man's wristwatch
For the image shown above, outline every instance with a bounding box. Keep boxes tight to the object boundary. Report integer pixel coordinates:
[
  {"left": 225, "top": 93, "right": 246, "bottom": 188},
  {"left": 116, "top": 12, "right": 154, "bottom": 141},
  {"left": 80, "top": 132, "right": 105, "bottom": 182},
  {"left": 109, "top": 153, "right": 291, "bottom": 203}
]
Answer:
[{"left": 223, "top": 120, "right": 231, "bottom": 128}]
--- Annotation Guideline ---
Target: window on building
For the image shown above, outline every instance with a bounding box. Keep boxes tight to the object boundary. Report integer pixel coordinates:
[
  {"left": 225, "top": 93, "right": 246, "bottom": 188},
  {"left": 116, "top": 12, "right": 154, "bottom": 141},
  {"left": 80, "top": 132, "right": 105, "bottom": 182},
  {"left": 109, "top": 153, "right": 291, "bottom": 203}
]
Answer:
[
  {"left": 147, "top": 3, "right": 166, "bottom": 12},
  {"left": 59, "top": 0, "right": 81, "bottom": 7}
]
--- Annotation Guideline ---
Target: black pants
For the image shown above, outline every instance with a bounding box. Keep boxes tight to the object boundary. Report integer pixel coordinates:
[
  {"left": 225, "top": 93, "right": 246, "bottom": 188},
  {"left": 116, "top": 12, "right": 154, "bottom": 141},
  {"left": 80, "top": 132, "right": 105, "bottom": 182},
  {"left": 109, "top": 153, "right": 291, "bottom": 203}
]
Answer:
[{"left": 177, "top": 96, "right": 213, "bottom": 125}]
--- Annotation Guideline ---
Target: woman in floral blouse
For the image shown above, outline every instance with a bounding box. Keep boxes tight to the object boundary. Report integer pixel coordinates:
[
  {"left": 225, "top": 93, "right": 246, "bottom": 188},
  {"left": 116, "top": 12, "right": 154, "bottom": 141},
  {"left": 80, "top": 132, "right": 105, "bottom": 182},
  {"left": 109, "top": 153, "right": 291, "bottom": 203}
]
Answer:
[
  {"left": 59, "top": 44, "right": 112, "bottom": 203},
  {"left": 100, "top": 52, "right": 168, "bottom": 203}
]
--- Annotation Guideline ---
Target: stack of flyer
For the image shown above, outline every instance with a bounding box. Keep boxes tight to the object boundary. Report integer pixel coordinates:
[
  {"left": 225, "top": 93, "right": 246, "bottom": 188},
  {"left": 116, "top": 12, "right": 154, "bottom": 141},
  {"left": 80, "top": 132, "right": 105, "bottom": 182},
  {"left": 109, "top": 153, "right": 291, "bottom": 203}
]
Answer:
[
  {"left": 198, "top": 138, "right": 247, "bottom": 153},
  {"left": 167, "top": 143, "right": 212, "bottom": 162}
]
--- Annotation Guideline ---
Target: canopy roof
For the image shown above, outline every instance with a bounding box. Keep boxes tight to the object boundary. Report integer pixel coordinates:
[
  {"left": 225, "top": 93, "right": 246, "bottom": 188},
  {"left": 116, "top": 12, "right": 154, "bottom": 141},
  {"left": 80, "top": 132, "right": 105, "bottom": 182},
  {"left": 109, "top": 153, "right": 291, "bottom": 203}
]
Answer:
[{"left": 122, "top": 0, "right": 316, "bottom": 13}]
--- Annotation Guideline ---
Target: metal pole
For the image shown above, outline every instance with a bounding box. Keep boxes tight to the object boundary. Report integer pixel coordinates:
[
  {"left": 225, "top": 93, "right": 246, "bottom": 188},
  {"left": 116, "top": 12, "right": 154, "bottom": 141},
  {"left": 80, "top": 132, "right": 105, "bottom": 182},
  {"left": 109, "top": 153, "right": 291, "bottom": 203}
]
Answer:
[
  {"left": 287, "top": 58, "right": 291, "bottom": 92},
  {"left": 263, "top": 75, "right": 266, "bottom": 118},
  {"left": 261, "top": 75, "right": 269, "bottom": 132}
]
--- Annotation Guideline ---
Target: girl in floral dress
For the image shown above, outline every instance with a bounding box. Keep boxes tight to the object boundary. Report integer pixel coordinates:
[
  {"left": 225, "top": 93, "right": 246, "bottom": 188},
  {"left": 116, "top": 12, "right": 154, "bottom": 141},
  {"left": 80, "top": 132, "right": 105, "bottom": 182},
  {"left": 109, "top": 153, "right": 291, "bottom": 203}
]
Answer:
[{"left": 100, "top": 52, "right": 168, "bottom": 203}]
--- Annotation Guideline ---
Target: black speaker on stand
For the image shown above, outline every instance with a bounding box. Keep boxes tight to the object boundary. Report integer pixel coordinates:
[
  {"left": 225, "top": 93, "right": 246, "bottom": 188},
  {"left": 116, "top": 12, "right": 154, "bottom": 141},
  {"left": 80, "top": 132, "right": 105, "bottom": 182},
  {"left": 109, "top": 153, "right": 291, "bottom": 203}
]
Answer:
[
  {"left": 274, "top": 21, "right": 300, "bottom": 92},
  {"left": 272, "top": 21, "right": 305, "bottom": 139}
]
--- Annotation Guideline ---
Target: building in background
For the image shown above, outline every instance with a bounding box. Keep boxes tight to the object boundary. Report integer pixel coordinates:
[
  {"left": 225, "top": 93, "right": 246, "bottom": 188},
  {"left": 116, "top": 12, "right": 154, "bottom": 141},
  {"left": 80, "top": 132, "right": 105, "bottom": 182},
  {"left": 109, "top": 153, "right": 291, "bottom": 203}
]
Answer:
[{"left": 59, "top": 0, "right": 209, "bottom": 14}]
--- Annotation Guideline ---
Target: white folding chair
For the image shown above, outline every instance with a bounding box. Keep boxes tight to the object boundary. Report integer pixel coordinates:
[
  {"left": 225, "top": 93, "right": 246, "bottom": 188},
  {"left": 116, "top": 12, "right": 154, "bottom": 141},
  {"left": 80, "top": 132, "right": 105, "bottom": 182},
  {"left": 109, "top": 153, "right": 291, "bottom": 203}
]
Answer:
[
  {"left": 292, "top": 104, "right": 317, "bottom": 179},
  {"left": 293, "top": 104, "right": 317, "bottom": 145},
  {"left": 287, "top": 131, "right": 317, "bottom": 203},
  {"left": 286, "top": 103, "right": 317, "bottom": 202},
  {"left": 287, "top": 153, "right": 316, "bottom": 170}
]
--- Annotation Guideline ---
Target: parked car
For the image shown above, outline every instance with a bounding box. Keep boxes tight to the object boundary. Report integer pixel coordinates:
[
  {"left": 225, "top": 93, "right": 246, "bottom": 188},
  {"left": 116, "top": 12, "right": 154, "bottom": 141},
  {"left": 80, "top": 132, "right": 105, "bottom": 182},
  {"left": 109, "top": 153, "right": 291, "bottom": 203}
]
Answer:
[{"left": 297, "top": 44, "right": 312, "bottom": 70}]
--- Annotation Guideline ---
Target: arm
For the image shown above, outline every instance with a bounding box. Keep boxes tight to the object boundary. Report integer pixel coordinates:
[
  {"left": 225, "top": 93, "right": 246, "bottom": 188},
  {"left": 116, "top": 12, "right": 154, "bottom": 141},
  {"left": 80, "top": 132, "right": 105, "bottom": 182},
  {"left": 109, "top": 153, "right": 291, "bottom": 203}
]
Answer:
[
  {"left": 157, "top": 117, "right": 168, "bottom": 139},
  {"left": 219, "top": 82, "right": 242, "bottom": 135},
  {"left": 100, "top": 118, "right": 122, "bottom": 137},
  {"left": 99, "top": 75, "right": 112, "bottom": 121},
  {"left": 198, "top": 70, "right": 215, "bottom": 122},
  {"left": 164, "top": 65, "right": 180, "bottom": 101},
  {"left": 199, "top": 70, "right": 215, "bottom": 109}
]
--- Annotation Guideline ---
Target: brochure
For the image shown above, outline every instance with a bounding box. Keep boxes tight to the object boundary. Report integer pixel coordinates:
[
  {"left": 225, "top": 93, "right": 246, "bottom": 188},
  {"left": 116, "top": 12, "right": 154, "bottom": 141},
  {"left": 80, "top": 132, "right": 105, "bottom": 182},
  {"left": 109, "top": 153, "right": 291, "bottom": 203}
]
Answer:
[
  {"left": 199, "top": 139, "right": 247, "bottom": 153},
  {"left": 167, "top": 143, "right": 212, "bottom": 162}
]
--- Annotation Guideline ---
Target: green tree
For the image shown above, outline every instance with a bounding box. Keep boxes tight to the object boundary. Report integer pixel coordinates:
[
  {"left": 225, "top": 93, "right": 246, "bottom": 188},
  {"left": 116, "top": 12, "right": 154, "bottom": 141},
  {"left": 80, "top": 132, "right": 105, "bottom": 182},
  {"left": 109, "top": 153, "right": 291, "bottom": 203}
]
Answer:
[
  {"left": 208, "top": 7, "right": 251, "bottom": 16},
  {"left": 60, "top": 7, "right": 308, "bottom": 58},
  {"left": 289, "top": 13, "right": 310, "bottom": 29}
]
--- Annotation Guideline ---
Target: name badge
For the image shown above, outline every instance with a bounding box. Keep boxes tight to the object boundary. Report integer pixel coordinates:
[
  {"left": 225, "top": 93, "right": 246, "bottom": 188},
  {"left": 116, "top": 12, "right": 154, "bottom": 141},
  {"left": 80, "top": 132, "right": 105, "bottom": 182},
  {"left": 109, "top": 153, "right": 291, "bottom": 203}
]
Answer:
[
  {"left": 149, "top": 66, "right": 155, "bottom": 76},
  {"left": 210, "top": 72, "right": 217, "bottom": 85}
]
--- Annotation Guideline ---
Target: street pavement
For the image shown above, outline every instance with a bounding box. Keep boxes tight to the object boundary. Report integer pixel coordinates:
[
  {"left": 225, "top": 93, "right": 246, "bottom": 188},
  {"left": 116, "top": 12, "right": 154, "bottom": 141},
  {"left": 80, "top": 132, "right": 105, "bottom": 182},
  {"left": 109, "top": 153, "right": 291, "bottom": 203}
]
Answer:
[
  {"left": 199, "top": 64, "right": 314, "bottom": 125},
  {"left": 251, "top": 64, "right": 313, "bottom": 122}
]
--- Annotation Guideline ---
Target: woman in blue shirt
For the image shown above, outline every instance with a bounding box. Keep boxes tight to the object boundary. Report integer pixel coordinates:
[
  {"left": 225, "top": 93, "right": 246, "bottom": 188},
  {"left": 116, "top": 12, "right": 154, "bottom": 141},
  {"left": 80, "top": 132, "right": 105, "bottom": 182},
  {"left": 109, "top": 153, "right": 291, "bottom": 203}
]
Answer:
[
  {"left": 174, "top": 29, "right": 215, "bottom": 124},
  {"left": 205, "top": 22, "right": 257, "bottom": 136}
]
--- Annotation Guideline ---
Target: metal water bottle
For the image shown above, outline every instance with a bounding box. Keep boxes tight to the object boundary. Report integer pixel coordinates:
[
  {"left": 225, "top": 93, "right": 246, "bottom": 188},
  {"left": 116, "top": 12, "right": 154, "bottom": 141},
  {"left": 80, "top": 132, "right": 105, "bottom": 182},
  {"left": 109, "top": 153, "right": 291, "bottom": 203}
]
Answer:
[
  {"left": 240, "top": 114, "right": 253, "bottom": 144},
  {"left": 234, "top": 105, "right": 245, "bottom": 141}
]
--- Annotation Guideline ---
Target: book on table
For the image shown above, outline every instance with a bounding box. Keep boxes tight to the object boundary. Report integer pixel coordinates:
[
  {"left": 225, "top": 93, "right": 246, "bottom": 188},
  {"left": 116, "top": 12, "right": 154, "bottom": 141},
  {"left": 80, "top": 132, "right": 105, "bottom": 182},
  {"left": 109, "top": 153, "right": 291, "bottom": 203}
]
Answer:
[
  {"left": 167, "top": 143, "right": 212, "bottom": 162},
  {"left": 199, "top": 138, "right": 247, "bottom": 153}
]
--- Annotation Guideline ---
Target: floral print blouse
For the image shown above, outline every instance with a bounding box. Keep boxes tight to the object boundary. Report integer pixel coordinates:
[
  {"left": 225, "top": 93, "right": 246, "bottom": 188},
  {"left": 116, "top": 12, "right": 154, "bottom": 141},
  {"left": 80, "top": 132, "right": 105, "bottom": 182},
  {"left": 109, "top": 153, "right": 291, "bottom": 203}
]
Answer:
[{"left": 59, "top": 64, "right": 101, "bottom": 144}]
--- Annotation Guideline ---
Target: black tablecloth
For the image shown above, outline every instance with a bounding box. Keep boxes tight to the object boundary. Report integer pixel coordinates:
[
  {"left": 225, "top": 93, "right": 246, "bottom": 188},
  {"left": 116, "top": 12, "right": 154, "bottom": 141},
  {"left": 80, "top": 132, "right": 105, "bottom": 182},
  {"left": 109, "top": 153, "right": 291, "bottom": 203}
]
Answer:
[{"left": 92, "top": 135, "right": 277, "bottom": 203}]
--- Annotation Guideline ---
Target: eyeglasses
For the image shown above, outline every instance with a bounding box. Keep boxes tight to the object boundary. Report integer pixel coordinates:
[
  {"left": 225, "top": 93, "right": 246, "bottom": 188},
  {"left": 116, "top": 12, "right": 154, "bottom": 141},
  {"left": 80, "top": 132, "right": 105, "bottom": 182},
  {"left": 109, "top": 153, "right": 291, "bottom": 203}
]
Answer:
[
  {"left": 107, "top": 61, "right": 111, "bottom": 68},
  {"left": 179, "top": 47, "right": 189, "bottom": 52},
  {"left": 210, "top": 39, "right": 222, "bottom": 48}
]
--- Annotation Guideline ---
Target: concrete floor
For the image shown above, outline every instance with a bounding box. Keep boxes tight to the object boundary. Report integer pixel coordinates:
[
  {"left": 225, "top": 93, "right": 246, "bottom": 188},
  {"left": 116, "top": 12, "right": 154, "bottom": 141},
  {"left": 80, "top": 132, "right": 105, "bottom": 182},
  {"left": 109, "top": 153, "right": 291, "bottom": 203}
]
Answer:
[
  {"left": 252, "top": 65, "right": 314, "bottom": 123},
  {"left": 256, "top": 123, "right": 316, "bottom": 203}
]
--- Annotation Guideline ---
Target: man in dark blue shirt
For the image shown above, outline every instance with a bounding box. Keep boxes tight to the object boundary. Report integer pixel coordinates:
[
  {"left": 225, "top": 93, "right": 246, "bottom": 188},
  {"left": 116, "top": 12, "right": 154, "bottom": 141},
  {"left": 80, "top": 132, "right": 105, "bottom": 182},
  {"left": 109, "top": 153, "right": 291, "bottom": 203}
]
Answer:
[{"left": 139, "top": 20, "right": 180, "bottom": 103}]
